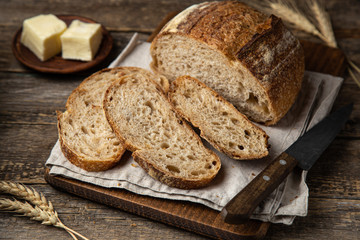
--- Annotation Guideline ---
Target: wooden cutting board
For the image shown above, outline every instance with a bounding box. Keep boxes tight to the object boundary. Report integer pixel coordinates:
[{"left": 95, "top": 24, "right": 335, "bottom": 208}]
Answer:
[{"left": 44, "top": 13, "right": 346, "bottom": 240}]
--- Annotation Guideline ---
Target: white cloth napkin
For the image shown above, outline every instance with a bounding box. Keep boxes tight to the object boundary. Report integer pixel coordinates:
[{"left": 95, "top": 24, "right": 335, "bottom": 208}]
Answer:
[{"left": 46, "top": 33, "right": 344, "bottom": 225}]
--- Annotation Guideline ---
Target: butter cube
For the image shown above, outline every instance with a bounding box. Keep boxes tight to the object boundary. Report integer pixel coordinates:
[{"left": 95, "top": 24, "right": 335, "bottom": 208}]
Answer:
[
  {"left": 20, "top": 14, "right": 67, "bottom": 61},
  {"left": 61, "top": 20, "right": 103, "bottom": 61}
]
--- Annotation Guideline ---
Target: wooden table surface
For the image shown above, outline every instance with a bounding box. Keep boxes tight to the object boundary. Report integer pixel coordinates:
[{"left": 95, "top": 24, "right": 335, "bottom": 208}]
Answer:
[{"left": 1, "top": 0, "right": 359, "bottom": 239}]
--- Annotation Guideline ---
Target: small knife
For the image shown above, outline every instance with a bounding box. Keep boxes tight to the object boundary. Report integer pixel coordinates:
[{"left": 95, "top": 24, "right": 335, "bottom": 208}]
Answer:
[{"left": 221, "top": 103, "right": 353, "bottom": 224}]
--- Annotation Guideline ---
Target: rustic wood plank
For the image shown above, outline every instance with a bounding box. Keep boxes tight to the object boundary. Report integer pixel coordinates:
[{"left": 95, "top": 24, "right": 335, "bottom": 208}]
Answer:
[
  {"left": 44, "top": 170, "right": 270, "bottom": 240},
  {"left": 0, "top": 184, "right": 210, "bottom": 240},
  {"left": 266, "top": 198, "right": 360, "bottom": 240},
  {"left": 1, "top": 0, "right": 360, "bottom": 239}
]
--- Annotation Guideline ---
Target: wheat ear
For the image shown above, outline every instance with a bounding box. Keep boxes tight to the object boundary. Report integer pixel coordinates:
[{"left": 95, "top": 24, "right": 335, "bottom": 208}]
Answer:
[
  {"left": 305, "top": 0, "right": 337, "bottom": 48},
  {"left": 0, "top": 181, "right": 77, "bottom": 239},
  {"left": 0, "top": 181, "right": 89, "bottom": 240}
]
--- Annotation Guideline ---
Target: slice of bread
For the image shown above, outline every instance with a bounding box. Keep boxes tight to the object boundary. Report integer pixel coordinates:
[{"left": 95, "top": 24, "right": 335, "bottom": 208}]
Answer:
[
  {"left": 57, "top": 67, "right": 168, "bottom": 172},
  {"left": 103, "top": 73, "right": 221, "bottom": 189},
  {"left": 168, "top": 76, "right": 269, "bottom": 160},
  {"left": 150, "top": 1, "right": 304, "bottom": 125}
]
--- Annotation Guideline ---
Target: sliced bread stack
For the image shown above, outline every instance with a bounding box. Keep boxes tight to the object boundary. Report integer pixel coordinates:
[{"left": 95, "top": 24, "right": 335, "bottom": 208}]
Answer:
[
  {"left": 103, "top": 73, "right": 221, "bottom": 189},
  {"left": 57, "top": 67, "right": 169, "bottom": 172}
]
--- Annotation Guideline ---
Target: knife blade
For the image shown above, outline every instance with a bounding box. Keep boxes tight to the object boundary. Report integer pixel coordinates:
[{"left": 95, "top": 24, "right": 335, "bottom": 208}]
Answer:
[{"left": 221, "top": 103, "right": 353, "bottom": 224}]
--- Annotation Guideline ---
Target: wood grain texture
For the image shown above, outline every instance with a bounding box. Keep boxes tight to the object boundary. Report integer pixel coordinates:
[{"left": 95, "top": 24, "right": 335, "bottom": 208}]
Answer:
[
  {"left": 1, "top": 0, "right": 360, "bottom": 239},
  {"left": 44, "top": 169, "right": 270, "bottom": 240}
]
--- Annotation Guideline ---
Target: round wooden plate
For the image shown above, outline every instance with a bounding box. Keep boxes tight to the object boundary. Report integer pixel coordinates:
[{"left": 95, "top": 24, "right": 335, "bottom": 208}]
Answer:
[{"left": 12, "top": 15, "right": 113, "bottom": 74}]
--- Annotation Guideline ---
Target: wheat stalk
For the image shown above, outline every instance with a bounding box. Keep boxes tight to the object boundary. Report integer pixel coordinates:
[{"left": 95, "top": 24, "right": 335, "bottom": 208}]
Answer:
[
  {"left": 0, "top": 181, "right": 89, "bottom": 240},
  {"left": 250, "top": 0, "right": 327, "bottom": 43},
  {"left": 0, "top": 181, "right": 53, "bottom": 212},
  {"left": 306, "top": 0, "right": 337, "bottom": 48}
]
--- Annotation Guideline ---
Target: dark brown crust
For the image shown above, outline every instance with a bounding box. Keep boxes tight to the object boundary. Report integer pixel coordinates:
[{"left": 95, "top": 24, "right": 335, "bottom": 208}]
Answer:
[
  {"left": 236, "top": 15, "right": 305, "bottom": 125},
  {"left": 132, "top": 151, "right": 217, "bottom": 189},
  {"left": 56, "top": 111, "right": 126, "bottom": 172},
  {"left": 151, "top": 1, "right": 305, "bottom": 125},
  {"left": 168, "top": 76, "right": 269, "bottom": 160}
]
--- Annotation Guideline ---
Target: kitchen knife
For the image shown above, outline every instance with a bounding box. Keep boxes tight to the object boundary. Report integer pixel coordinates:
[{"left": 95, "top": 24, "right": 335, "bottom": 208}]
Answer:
[{"left": 221, "top": 103, "right": 353, "bottom": 224}]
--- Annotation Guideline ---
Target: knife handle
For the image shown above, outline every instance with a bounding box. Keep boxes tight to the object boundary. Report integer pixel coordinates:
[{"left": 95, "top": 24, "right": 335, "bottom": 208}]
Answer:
[{"left": 221, "top": 152, "right": 298, "bottom": 224}]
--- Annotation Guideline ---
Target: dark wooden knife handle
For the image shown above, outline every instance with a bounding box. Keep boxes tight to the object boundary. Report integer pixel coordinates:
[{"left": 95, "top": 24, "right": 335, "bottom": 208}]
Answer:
[{"left": 221, "top": 152, "right": 298, "bottom": 224}]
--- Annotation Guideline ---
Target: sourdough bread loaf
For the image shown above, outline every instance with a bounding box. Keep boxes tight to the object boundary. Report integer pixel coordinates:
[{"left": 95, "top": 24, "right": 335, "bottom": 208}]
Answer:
[
  {"left": 169, "top": 75, "right": 269, "bottom": 160},
  {"left": 103, "top": 73, "right": 221, "bottom": 189},
  {"left": 150, "top": 1, "right": 305, "bottom": 125},
  {"left": 57, "top": 67, "right": 168, "bottom": 171}
]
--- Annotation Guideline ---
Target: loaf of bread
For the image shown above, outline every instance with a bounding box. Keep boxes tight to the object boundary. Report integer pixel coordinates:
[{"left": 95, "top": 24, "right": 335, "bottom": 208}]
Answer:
[
  {"left": 57, "top": 67, "right": 169, "bottom": 171},
  {"left": 103, "top": 73, "right": 221, "bottom": 189},
  {"left": 150, "top": 1, "right": 305, "bottom": 125},
  {"left": 169, "top": 76, "right": 269, "bottom": 160}
]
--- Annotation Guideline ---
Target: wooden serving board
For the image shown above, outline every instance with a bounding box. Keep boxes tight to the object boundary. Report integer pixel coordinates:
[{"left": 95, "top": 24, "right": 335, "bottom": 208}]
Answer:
[{"left": 44, "top": 13, "right": 346, "bottom": 240}]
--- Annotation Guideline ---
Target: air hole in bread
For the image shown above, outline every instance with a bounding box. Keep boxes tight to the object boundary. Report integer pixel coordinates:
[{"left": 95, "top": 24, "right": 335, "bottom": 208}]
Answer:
[
  {"left": 81, "top": 126, "right": 88, "bottom": 135},
  {"left": 184, "top": 91, "right": 191, "bottom": 98},
  {"left": 229, "top": 142, "right": 235, "bottom": 148},
  {"left": 244, "top": 130, "right": 250, "bottom": 136},
  {"left": 109, "top": 96, "right": 113, "bottom": 102},
  {"left": 205, "top": 163, "right": 212, "bottom": 169},
  {"left": 238, "top": 145, "right": 244, "bottom": 150},
  {"left": 172, "top": 100, "right": 178, "bottom": 106},
  {"left": 212, "top": 161, "right": 217, "bottom": 166},
  {"left": 160, "top": 76, "right": 167, "bottom": 86},
  {"left": 187, "top": 155, "right": 195, "bottom": 160},
  {"left": 144, "top": 101, "right": 154, "bottom": 114},
  {"left": 247, "top": 93, "right": 258, "bottom": 105},
  {"left": 212, "top": 121, "right": 220, "bottom": 126},
  {"left": 160, "top": 143, "right": 170, "bottom": 149},
  {"left": 222, "top": 111, "right": 228, "bottom": 116},
  {"left": 230, "top": 118, "right": 239, "bottom": 125},
  {"left": 262, "top": 104, "right": 270, "bottom": 114},
  {"left": 166, "top": 165, "right": 180, "bottom": 173},
  {"left": 191, "top": 170, "right": 205, "bottom": 176}
]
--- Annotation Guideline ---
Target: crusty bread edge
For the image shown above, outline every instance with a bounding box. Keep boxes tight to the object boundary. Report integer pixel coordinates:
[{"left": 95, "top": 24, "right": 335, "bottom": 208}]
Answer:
[
  {"left": 168, "top": 76, "right": 269, "bottom": 160},
  {"left": 56, "top": 110, "right": 126, "bottom": 171},
  {"left": 133, "top": 150, "right": 219, "bottom": 189}
]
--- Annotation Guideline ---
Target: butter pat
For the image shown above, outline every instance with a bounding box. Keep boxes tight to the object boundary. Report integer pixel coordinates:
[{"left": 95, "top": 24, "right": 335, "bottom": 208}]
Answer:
[
  {"left": 20, "top": 14, "right": 67, "bottom": 61},
  {"left": 61, "top": 20, "right": 103, "bottom": 61}
]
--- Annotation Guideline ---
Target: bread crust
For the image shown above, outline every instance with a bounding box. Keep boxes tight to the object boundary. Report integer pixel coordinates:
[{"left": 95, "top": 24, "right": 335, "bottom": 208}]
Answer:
[
  {"left": 133, "top": 150, "right": 218, "bottom": 189},
  {"left": 151, "top": 1, "right": 305, "bottom": 125}
]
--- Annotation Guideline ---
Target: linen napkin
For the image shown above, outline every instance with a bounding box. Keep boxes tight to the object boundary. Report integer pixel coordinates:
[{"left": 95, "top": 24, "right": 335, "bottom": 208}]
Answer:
[{"left": 46, "top": 33, "right": 344, "bottom": 224}]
